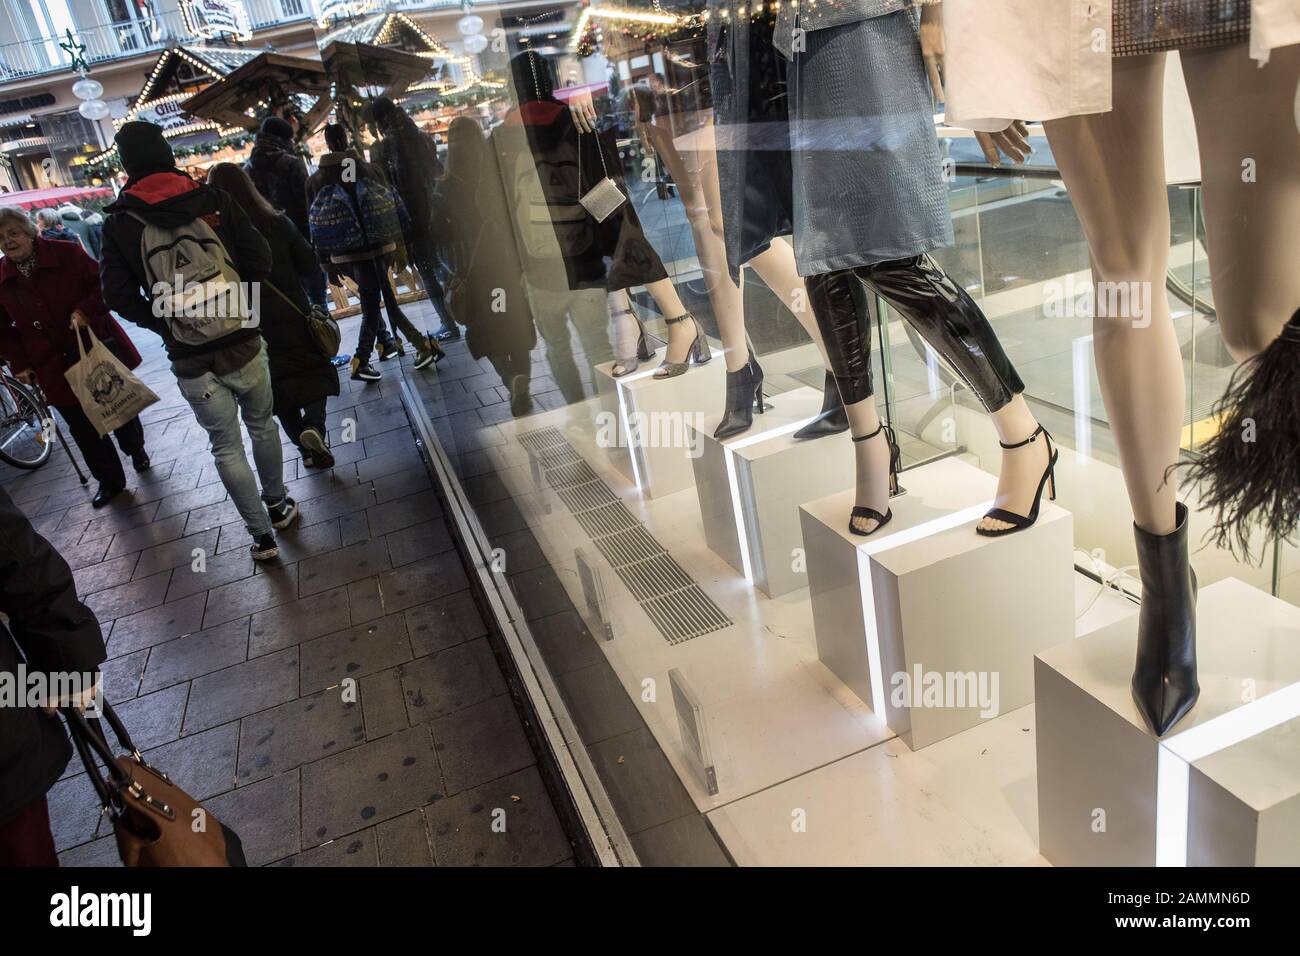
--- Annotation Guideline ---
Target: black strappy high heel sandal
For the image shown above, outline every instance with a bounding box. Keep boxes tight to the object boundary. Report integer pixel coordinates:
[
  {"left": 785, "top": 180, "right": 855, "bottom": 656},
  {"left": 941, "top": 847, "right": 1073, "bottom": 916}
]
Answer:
[
  {"left": 848, "top": 421, "right": 901, "bottom": 537},
  {"left": 976, "top": 424, "right": 1059, "bottom": 537}
]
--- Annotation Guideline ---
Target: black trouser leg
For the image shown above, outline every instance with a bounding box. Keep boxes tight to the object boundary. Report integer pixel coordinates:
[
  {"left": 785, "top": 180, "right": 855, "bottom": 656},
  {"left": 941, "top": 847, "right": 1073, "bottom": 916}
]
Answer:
[
  {"left": 346, "top": 260, "right": 385, "bottom": 362},
  {"left": 856, "top": 254, "right": 1024, "bottom": 413},
  {"left": 56, "top": 403, "right": 126, "bottom": 488},
  {"left": 376, "top": 257, "right": 421, "bottom": 344},
  {"left": 302, "top": 398, "right": 327, "bottom": 436},
  {"left": 410, "top": 237, "right": 452, "bottom": 330},
  {"left": 111, "top": 415, "right": 145, "bottom": 458},
  {"left": 804, "top": 270, "right": 876, "bottom": 406},
  {"left": 277, "top": 407, "right": 307, "bottom": 448}
]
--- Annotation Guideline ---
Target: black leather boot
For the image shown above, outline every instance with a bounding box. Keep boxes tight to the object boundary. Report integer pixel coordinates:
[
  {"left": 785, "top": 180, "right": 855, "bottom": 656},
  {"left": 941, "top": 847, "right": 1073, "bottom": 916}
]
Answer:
[
  {"left": 794, "top": 370, "right": 849, "bottom": 440},
  {"left": 713, "top": 352, "right": 766, "bottom": 440},
  {"left": 1131, "top": 502, "right": 1199, "bottom": 736}
]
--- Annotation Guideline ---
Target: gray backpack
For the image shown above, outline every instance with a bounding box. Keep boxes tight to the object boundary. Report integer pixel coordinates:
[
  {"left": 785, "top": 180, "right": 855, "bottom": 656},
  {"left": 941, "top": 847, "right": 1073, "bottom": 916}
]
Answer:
[{"left": 125, "top": 210, "right": 252, "bottom": 344}]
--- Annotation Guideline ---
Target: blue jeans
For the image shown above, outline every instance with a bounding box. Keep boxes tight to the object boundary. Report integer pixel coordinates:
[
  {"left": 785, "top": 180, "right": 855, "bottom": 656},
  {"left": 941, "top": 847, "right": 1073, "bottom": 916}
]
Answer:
[{"left": 176, "top": 345, "right": 287, "bottom": 537}]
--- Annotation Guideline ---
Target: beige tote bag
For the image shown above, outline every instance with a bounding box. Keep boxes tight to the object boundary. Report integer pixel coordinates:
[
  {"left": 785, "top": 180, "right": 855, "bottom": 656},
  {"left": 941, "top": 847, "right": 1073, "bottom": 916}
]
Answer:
[{"left": 64, "top": 327, "right": 159, "bottom": 437}]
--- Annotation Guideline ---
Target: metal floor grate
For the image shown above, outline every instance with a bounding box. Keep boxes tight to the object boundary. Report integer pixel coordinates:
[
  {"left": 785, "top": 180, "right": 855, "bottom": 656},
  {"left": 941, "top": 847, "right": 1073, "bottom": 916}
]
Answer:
[
  {"left": 574, "top": 501, "right": 640, "bottom": 539},
  {"left": 555, "top": 480, "right": 619, "bottom": 513},
  {"left": 592, "top": 525, "right": 665, "bottom": 568},
  {"left": 545, "top": 460, "right": 601, "bottom": 490},
  {"left": 615, "top": 553, "right": 696, "bottom": 603},
  {"left": 517, "top": 425, "right": 733, "bottom": 644}
]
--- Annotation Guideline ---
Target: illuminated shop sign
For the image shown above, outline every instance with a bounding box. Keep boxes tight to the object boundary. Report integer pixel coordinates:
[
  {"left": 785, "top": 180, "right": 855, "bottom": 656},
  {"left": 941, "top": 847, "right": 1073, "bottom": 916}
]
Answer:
[
  {"left": 315, "top": 0, "right": 374, "bottom": 26},
  {"left": 180, "top": 0, "right": 253, "bottom": 40}
]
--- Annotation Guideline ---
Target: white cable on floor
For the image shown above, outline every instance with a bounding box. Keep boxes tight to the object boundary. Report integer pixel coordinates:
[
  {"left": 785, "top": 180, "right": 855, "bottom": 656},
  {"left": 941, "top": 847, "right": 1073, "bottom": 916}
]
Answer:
[{"left": 1074, "top": 547, "right": 1141, "bottom": 621}]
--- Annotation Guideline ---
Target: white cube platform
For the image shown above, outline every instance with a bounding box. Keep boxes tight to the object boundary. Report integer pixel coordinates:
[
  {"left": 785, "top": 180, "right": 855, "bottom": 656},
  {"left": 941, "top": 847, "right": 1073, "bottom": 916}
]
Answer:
[
  {"left": 1188, "top": 715, "right": 1300, "bottom": 866},
  {"left": 687, "top": 385, "right": 853, "bottom": 597},
  {"left": 800, "top": 457, "right": 1075, "bottom": 750},
  {"left": 593, "top": 353, "right": 725, "bottom": 499},
  {"left": 1035, "top": 577, "right": 1300, "bottom": 866}
]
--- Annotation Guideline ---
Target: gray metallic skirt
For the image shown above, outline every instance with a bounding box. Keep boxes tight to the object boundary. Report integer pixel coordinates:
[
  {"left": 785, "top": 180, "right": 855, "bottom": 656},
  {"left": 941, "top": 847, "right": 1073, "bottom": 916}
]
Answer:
[
  {"left": 1113, "top": 0, "right": 1251, "bottom": 57},
  {"left": 788, "top": 9, "right": 953, "bottom": 277}
]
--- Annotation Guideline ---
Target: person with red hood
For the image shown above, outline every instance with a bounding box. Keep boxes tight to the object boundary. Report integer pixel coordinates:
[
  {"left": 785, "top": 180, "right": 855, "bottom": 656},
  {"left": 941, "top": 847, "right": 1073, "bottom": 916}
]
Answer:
[{"left": 99, "top": 121, "right": 298, "bottom": 562}]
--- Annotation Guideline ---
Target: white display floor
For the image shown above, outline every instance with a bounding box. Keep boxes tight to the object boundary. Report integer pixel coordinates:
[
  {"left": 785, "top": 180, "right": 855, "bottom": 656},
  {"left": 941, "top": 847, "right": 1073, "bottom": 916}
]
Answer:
[{"left": 479, "top": 399, "right": 1144, "bottom": 865}]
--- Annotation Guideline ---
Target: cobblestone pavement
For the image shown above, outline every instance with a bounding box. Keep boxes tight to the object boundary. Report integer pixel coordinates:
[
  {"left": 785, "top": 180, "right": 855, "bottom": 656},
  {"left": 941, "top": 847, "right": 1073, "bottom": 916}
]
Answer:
[{"left": 2, "top": 304, "right": 574, "bottom": 867}]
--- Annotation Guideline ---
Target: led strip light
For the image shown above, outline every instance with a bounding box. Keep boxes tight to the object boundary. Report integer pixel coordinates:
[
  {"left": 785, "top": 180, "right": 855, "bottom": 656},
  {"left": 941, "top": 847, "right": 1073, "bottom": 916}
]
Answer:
[
  {"left": 855, "top": 502, "right": 995, "bottom": 717},
  {"left": 1155, "top": 679, "right": 1300, "bottom": 866}
]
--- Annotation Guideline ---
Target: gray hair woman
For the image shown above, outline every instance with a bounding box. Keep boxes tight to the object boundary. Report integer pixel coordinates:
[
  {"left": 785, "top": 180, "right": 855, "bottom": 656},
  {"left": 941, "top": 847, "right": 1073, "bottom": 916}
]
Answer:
[
  {"left": 33, "top": 206, "right": 77, "bottom": 246},
  {"left": 0, "top": 203, "right": 149, "bottom": 507}
]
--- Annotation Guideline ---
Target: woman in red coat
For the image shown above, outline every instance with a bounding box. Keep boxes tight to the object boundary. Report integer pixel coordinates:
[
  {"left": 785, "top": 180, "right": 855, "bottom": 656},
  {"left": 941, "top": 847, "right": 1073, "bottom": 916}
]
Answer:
[{"left": 0, "top": 207, "right": 149, "bottom": 506}]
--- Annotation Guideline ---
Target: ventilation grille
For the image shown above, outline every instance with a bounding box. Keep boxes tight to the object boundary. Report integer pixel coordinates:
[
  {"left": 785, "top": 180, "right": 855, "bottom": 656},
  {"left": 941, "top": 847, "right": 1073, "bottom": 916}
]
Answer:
[
  {"left": 593, "top": 525, "right": 664, "bottom": 568},
  {"left": 555, "top": 480, "right": 618, "bottom": 513},
  {"left": 545, "top": 460, "right": 600, "bottom": 489},
  {"left": 574, "top": 501, "right": 639, "bottom": 539},
  {"left": 517, "top": 425, "right": 732, "bottom": 644}
]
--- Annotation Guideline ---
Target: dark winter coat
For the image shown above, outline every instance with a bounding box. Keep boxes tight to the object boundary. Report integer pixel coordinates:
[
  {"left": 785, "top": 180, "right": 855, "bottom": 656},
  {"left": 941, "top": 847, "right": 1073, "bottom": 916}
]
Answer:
[
  {"left": 100, "top": 170, "right": 273, "bottom": 361},
  {"left": 0, "top": 237, "right": 143, "bottom": 407},
  {"left": 256, "top": 213, "right": 340, "bottom": 413},
  {"left": 431, "top": 156, "right": 535, "bottom": 362},
  {"left": 0, "top": 486, "right": 107, "bottom": 824},
  {"left": 371, "top": 112, "right": 443, "bottom": 242},
  {"left": 495, "top": 98, "right": 668, "bottom": 295},
  {"left": 245, "top": 129, "right": 312, "bottom": 237}
]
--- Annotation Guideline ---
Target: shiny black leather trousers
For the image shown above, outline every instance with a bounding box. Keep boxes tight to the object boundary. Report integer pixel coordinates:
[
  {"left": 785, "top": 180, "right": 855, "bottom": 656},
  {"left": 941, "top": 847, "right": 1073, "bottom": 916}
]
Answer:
[{"left": 805, "top": 254, "right": 1024, "bottom": 412}]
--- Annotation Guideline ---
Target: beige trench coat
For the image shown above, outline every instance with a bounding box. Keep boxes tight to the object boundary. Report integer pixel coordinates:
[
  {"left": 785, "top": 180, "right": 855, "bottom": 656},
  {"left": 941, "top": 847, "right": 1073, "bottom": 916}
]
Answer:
[{"left": 943, "top": 0, "right": 1299, "bottom": 133}]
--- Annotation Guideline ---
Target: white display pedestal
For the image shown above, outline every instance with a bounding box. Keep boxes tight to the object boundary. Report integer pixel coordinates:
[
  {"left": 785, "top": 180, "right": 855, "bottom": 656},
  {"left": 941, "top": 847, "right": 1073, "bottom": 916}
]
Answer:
[
  {"left": 799, "top": 457, "right": 1074, "bottom": 749},
  {"left": 1035, "top": 577, "right": 1300, "bottom": 866},
  {"left": 1188, "top": 715, "right": 1300, "bottom": 866},
  {"left": 687, "top": 385, "right": 853, "bottom": 597},
  {"left": 593, "top": 354, "right": 726, "bottom": 499}
]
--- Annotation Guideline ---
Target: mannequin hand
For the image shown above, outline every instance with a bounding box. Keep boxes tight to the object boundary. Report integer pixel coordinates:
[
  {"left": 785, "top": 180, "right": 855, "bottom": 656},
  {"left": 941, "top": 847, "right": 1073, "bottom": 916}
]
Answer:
[
  {"left": 974, "top": 120, "right": 1032, "bottom": 166},
  {"left": 569, "top": 89, "right": 598, "bottom": 134},
  {"left": 919, "top": 1, "right": 945, "bottom": 103}
]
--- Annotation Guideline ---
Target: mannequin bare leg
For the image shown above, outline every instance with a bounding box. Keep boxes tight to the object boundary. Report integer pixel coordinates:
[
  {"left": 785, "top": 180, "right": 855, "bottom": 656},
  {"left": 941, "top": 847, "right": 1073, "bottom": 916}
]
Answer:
[
  {"left": 1044, "top": 53, "right": 1183, "bottom": 536},
  {"left": 1045, "top": 53, "right": 1198, "bottom": 736},
  {"left": 1180, "top": 42, "right": 1300, "bottom": 360}
]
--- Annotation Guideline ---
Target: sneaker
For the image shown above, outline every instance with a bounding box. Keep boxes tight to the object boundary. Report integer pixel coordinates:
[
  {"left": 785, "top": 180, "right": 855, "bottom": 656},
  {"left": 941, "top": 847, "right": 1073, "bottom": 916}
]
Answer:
[
  {"left": 413, "top": 348, "right": 436, "bottom": 370},
  {"left": 250, "top": 533, "right": 279, "bottom": 561},
  {"left": 267, "top": 496, "right": 299, "bottom": 530},
  {"left": 433, "top": 325, "right": 460, "bottom": 342},
  {"left": 379, "top": 341, "right": 401, "bottom": 361},
  {"left": 299, "top": 427, "right": 334, "bottom": 469},
  {"left": 351, "top": 362, "right": 382, "bottom": 382}
]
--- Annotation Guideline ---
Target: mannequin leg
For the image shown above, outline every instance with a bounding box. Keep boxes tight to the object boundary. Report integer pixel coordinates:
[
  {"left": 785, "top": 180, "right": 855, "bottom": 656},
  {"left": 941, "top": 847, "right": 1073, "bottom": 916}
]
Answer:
[
  {"left": 659, "top": 121, "right": 752, "bottom": 373},
  {"left": 748, "top": 238, "right": 830, "bottom": 366},
  {"left": 1046, "top": 54, "right": 1199, "bottom": 737},
  {"left": 805, "top": 271, "right": 893, "bottom": 533},
  {"left": 853, "top": 255, "right": 1048, "bottom": 532},
  {"left": 1043, "top": 53, "right": 1183, "bottom": 535},
  {"left": 1180, "top": 42, "right": 1300, "bottom": 359}
]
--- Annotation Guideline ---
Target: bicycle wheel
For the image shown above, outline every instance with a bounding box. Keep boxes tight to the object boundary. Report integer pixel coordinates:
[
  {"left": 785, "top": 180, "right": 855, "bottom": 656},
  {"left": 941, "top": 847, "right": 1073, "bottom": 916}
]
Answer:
[{"left": 0, "top": 376, "right": 54, "bottom": 469}]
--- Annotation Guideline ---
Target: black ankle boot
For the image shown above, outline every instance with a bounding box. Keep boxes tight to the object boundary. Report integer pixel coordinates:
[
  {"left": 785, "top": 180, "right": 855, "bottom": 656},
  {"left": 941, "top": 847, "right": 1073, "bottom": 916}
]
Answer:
[
  {"left": 794, "top": 370, "right": 849, "bottom": 440},
  {"left": 713, "top": 352, "right": 765, "bottom": 440},
  {"left": 1131, "top": 502, "right": 1199, "bottom": 736}
]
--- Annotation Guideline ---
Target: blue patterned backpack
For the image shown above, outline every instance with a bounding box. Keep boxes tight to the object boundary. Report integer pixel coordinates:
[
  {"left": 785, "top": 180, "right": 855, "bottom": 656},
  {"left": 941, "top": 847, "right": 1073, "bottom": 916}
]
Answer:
[{"left": 308, "top": 183, "right": 365, "bottom": 255}]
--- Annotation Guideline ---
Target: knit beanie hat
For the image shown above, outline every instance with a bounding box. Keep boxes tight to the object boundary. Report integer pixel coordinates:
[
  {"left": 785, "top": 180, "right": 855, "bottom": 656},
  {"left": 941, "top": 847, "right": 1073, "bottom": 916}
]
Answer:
[
  {"left": 260, "top": 116, "right": 294, "bottom": 140},
  {"left": 114, "top": 121, "right": 175, "bottom": 177}
]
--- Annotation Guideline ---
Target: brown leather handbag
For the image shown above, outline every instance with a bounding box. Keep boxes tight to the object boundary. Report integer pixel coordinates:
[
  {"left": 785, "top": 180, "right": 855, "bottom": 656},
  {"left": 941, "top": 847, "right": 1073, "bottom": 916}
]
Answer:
[{"left": 65, "top": 701, "right": 246, "bottom": 867}]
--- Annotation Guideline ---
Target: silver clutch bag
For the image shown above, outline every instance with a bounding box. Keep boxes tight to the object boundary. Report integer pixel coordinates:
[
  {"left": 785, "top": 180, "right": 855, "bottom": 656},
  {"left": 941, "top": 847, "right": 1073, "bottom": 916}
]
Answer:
[{"left": 579, "top": 176, "right": 626, "bottom": 223}]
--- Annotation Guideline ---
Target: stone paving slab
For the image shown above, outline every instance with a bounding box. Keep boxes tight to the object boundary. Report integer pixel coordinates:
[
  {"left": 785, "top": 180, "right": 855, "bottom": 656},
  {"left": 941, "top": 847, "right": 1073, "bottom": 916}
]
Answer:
[{"left": 1, "top": 313, "right": 573, "bottom": 868}]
